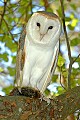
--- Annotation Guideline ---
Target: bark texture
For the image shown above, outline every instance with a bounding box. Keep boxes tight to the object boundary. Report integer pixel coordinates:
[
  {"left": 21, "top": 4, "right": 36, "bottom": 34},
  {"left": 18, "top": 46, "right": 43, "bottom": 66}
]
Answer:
[{"left": 0, "top": 86, "right": 80, "bottom": 120}]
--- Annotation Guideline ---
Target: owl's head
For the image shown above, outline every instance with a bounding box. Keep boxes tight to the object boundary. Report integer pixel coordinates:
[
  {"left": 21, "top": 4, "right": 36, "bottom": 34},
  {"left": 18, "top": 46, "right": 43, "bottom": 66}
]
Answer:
[{"left": 26, "top": 11, "right": 61, "bottom": 46}]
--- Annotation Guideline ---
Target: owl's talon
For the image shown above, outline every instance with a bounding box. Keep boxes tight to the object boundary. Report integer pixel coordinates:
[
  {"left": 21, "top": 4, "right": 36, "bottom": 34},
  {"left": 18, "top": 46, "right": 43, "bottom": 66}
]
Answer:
[
  {"left": 18, "top": 87, "right": 22, "bottom": 93},
  {"left": 39, "top": 94, "right": 51, "bottom": 104},
  {"left": 43, "top": 97, "right": 51, "bottom": 104}
]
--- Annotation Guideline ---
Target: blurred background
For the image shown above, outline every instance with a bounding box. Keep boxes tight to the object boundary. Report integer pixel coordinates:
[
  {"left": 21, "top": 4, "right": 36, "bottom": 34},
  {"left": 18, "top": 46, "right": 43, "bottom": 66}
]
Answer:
[
  {"left": 0, "top": 0, "right": 80, "bottom": 97},
  {"left": 0, "top": 0, "right": 80, "bottom": 119}
]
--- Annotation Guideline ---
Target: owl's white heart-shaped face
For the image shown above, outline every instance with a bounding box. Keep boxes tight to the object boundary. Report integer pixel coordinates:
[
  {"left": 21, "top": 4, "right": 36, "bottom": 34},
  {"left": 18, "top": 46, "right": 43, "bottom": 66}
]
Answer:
[{"left": 26, "top": 12, "right": 61, "bottom": 45}]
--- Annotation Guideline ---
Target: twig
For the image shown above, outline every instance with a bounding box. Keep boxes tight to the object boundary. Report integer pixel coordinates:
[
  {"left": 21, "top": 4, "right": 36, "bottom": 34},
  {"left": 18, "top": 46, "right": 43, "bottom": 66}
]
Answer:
[
  {"left": 0, "top": 0, "right": 7, "bottom": 27},
  {"left": 3, "top": 18, "right": 18, "bottom": 45},
  {"left": 43, "top": 0, "right": 49, "bottom": 10},
  {"left": 30, "top": 0, "right": 33, "bottom": 15},
  {"left": 6, "top": 0, "right": 21, "bottom": 15},
  {"left": 59, "top": 0, "right": 72, "bottom": 89},
  {"left": 72, "top": 53, "right": 80, "bottom": 64}
]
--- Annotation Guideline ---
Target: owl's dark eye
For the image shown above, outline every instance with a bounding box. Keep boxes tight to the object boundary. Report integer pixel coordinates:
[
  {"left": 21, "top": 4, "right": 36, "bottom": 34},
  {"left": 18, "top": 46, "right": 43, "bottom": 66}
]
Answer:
[
  {"left": 36, "top": 22, "right": 40, "bottom": 27},
  {"left": 48, "top": 26, "right": 53, "bottom": 30}
]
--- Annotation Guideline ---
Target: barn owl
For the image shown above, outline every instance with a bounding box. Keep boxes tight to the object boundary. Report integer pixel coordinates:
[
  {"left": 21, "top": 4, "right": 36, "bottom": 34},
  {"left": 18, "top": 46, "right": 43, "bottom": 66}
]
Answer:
[{"left": 16, "top": 11, "right": 61, "bottom": 95}]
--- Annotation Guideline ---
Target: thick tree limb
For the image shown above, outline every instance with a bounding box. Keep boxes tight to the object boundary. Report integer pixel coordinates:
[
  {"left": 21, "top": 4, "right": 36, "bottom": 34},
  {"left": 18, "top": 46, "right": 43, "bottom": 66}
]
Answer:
[{"left": 0, "top": 86, "right": 80, "bottom": 120}]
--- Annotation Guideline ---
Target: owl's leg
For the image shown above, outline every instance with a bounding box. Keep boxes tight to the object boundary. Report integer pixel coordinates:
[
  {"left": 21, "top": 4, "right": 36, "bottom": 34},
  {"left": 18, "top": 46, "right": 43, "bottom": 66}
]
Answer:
[
  {"left": 22, "top": 60, "right": 31, "bottom": 87},
  {"left": 39, "top": 94, "right": 51, "bottom": 104},
  {"left": 30, "top": 67, "right": 44, "bottom": 90}
]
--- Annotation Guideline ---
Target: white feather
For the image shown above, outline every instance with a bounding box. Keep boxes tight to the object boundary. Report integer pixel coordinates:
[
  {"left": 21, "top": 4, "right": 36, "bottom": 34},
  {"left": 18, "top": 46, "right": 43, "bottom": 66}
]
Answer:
[{"left": 16, "top": 11, "right": 61, "bottom": 94}]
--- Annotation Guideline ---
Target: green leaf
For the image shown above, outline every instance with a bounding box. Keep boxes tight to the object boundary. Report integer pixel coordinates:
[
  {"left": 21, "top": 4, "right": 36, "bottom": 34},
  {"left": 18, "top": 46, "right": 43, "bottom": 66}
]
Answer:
[
  {"left": 57, "top": 7, "right": 62, "bottom": 17},
  {"left": 52, "top": 75, "right": 58, "bottom": 82},
  {"left": 40, "top": 0, "right": 44, "bottom": 6},
  {"left": 57, "top": 86, "right": 65, "bottom": 94},
  {"left": 0, "top": 53, "right": 8, "bottom": 62},
  {"left": 12, "top": 56, "right": 16, "bottom": 64},
  {"left": 65, "top": 17, "right": 71, "bottom": 22},
  {"left": 71, "top": 79, "right": 77, "bottom": 88},
  {"left": 5, "top": 39, "right": 17, "bottom": 52},
  {"left": 44, "top": 89, "right": 50, "bottom": 96},
  {"left": 58, "top": 55, "right": 65, "bottom": 67},
  {"left": 46, "top": 8, "right": 53, "bottom": 13},
  {"left": 71, "top": 18, "right": 78, "bottom": 27},
  {"left": 2, "top": 85, "right": 14, "bottom": 95},
  {"left": 68, "top": 24, "right": 74, "bottom": 30},
  {"left": 77, "top": 79, "right": 80, "bottom": 85},
  {"left": 70, "top": 38, "right": 80, "bottom": 46},
  {"left": 0, "top": 67, "right": 4, "bottom": 72},
  {"left": 70, "top": 4, "right": 77, "bottom": 10},
  {"left": 8, "top": 67, "right": 16, "bottom": 76}
]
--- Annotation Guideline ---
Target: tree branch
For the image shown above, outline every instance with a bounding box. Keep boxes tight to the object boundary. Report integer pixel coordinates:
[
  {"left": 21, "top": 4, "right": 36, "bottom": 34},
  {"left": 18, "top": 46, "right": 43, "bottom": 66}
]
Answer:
[
  {"left": 3, "top": 18, "right": 18, "bottom": 45},
  {"left": 0, "top": 0, "right": 7, "bottom": 27},
  {"left": 72, "top": 53, "right": 80, "bottom": 64},
  {"left": 43, "top": 0, "right": 49, "bottom": 10},
  {"left": 0, "top": 86, "right": 80, "bottom": 120},
  {"left": 59, "top": 0, "right": 72, "bottom": 89}
]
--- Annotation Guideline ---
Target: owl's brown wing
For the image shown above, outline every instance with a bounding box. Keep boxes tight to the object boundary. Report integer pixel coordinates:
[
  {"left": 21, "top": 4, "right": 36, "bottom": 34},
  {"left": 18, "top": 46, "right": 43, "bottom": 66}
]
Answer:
[
  {"left": 16, "top": 26, "right": 26, "bottom": 88},
  {"left": 40, "top": 41, "right": 60, "bottom": 93}
]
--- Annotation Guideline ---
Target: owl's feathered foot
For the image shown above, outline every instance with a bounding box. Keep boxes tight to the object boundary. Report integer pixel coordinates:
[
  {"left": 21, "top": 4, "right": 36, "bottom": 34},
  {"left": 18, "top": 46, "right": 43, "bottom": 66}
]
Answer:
[
  {"left": 9, "top": 87, "right": 41, "bottom": 98},
  {"left": 10, "top": 87, "right": 51, "bottom": 104}
]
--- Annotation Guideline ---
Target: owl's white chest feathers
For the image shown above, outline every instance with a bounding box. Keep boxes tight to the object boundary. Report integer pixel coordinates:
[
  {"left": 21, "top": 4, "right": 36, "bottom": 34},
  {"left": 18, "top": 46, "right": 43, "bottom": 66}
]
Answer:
[
  {"left": 16, "top": 11, "right": 61, "bottom": 94},
  {"left": 22, "top": 38, "right": 54, "bottom": 91}
]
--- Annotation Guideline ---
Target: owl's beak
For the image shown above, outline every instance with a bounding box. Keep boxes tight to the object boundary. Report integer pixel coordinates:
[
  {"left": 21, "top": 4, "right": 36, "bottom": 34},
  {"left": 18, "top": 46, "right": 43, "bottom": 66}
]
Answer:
[{"left": 40, "top": 33, "right": 45, "bottom": 41}]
